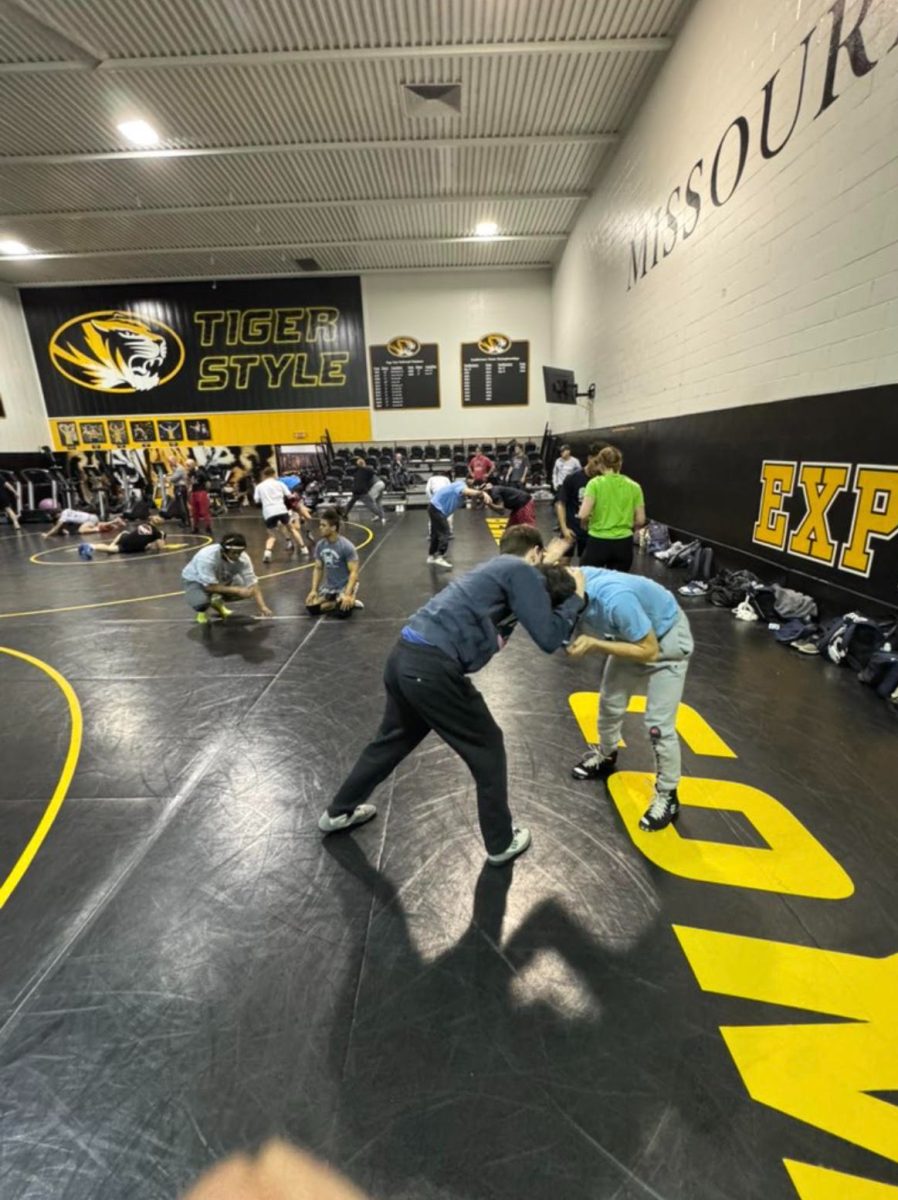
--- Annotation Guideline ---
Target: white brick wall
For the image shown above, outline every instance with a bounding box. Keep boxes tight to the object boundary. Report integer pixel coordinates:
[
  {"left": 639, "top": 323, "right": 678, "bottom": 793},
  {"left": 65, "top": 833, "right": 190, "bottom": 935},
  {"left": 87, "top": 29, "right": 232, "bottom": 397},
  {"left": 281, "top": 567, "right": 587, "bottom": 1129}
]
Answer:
[
  {"left": 0, "top": 284, "right": 49, "bottom": 452},
  {"left": 552, "top": 0, "right": 898, "bottom": 428}
]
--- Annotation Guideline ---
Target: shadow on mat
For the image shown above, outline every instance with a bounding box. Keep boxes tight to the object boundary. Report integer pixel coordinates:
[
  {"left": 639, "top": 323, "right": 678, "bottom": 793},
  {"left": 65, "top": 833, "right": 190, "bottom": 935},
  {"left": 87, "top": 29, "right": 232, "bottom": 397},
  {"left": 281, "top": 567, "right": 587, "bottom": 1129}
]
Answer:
[
  {"left": 188, "top": 617, "right": 277, "bottom": 664},
  {"left": 318, "top": 836, "right": 718, "bottom": 1200}
]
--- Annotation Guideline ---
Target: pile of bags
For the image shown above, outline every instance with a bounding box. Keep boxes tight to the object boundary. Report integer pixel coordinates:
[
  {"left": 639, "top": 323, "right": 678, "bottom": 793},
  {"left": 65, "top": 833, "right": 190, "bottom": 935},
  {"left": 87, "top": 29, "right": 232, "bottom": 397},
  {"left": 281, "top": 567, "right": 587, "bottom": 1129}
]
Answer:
[{"left": 642, "top": 523, "right": 898, "bottom": 708}]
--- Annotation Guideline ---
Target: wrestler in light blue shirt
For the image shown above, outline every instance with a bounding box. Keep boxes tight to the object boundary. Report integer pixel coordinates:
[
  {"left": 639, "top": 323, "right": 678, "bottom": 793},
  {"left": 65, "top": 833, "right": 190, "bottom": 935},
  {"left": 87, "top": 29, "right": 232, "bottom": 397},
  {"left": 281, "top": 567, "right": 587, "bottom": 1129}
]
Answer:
[
  {"left": 429, "top": 480, "right": 469, "bottom": 517},
  {"left": 579, "top": 567, "right": 679, "bottom": 642}
]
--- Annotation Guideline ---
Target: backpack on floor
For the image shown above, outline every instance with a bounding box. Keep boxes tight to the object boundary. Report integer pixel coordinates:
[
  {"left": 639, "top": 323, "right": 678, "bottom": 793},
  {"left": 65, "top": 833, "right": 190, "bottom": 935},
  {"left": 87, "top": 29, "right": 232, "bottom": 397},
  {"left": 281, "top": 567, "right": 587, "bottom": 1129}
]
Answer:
[
  {"left": 858, "top": 650, "right": 898, "bottom": 698},
  {"left": 665, "top": 538, "right": 702, "bottom": 568},
  {"left": 746, "top": 583, "right": 778, "bottom": 621},
  {"left": 812, "top": 613, "right": 895, "bottom": 670},
  {"left": 708, "top": 569, "right": 761, "bottom": 608},
  {"left": 645, "top": 521, "right": 670, "bottom": 554}
]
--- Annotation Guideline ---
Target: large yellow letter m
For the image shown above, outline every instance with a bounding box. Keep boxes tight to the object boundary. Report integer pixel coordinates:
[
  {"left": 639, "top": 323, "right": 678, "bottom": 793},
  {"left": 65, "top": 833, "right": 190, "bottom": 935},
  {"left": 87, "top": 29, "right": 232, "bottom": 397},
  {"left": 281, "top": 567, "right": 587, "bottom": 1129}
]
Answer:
[{"left": 673, "top": 926, "right": 898, "bottom": 1165}]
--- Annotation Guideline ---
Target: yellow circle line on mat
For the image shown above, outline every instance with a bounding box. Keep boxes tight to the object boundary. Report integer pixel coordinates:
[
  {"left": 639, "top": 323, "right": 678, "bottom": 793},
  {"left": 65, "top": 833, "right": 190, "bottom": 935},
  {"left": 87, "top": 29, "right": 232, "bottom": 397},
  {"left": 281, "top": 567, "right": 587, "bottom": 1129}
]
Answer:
[
  {"left": 0, "top": 523, "right": 374, "bottom": 620},
  {"left": 29, "top": 534, "right": 213, "bottom": 566},
  {"left": 0, "top": 648, "right": 82, "bottom": 908}
]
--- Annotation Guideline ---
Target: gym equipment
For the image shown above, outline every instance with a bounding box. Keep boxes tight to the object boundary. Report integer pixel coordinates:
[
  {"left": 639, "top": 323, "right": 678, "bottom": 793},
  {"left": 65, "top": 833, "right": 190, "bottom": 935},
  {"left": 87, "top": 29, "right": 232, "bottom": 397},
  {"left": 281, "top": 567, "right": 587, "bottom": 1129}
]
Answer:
[{"left": 21, "top": 468, "right": 59, "bottom": 512}]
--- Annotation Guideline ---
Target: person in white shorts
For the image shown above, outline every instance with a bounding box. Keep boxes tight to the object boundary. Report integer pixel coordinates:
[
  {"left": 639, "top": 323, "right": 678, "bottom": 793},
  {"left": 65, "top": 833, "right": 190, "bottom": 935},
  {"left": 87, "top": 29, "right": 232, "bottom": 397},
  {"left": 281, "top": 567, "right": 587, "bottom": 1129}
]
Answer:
[
  {"left": 42, "top": 507, "right": 126, "bottom": 538},
  {"left": 253, "top": 466, "right": 309, "bottom": 563}
]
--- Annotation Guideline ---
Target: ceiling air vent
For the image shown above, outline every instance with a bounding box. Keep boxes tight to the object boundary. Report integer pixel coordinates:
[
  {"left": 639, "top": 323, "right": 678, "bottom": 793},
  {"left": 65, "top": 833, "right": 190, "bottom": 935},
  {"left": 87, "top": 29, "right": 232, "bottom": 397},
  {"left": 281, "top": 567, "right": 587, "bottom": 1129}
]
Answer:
[
  {"left": 295, "top": 257, "right": 321, "bottom": 272},
  {"left": 402, "top": 83, "right": 462, "bottom": 117}
]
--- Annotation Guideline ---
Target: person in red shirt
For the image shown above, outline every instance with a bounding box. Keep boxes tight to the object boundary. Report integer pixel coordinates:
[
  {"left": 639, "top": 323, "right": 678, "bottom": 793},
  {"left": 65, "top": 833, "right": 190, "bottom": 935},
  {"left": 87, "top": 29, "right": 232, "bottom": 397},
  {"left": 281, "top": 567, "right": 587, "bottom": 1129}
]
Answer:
[{"left": 467, "top": 446, "right": 494, "bottom": 484}]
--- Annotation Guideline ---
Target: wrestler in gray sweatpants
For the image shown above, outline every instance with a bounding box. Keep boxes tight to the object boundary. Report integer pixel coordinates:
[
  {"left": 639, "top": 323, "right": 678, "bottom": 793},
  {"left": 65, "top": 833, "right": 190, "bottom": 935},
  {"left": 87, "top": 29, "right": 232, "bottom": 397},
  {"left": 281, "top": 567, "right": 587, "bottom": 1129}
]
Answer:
[{"left": 597, "top": 609, "right": 694, "bottom": 794}]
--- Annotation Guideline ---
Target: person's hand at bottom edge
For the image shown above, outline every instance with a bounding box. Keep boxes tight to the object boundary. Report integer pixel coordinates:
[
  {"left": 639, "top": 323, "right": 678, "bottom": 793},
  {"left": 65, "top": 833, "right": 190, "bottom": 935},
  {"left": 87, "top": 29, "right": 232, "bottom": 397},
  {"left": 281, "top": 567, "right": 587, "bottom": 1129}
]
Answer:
[{"left": 181, "top": 1139, "right": 371, "bottom": 1200}]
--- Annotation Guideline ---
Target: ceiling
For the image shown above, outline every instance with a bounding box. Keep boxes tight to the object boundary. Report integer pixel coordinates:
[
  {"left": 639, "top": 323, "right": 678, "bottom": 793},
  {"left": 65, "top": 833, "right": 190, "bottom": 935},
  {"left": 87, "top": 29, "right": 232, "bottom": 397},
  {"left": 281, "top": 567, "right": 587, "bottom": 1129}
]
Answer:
[{"left": 0, "top": 0, "right": 695, "bottom": 287}]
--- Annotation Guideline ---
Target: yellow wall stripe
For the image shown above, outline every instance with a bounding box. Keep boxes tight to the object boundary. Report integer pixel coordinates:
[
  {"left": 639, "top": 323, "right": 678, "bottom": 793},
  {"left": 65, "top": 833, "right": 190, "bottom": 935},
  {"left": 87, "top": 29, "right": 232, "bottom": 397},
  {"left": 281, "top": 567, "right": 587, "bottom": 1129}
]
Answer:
[
  {"left": 0, "top": 648, "right": 82, "bottom": 908},
  {"left": 50, "top": 407, "right": 372, "bottom": 452}
]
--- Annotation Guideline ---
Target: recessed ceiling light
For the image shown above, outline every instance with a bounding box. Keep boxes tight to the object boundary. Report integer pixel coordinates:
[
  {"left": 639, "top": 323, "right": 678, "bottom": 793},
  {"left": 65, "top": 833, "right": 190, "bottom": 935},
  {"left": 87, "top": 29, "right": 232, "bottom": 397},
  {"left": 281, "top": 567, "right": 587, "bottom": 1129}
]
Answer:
[
  {"left": 0, "top": 239, "right": 32, "bottom": 256},
  {"left": 474, "top": 221, "right": 500, "bottom": 238},
  {"left": 117, "top": 119, "right": 160, "bottom": 146}
]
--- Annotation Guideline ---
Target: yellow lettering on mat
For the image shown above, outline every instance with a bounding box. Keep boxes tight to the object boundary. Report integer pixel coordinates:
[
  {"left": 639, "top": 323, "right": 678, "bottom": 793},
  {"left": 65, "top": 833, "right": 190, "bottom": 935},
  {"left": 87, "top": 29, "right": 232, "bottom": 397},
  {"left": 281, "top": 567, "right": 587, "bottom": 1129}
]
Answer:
[
  {"left": 674, "top": 926, "right": 898, "bottom": 1164},
  {"left": 568, "top": 691, "right": 736, "bottom": 757},
  {"left": 784, "top": 1161, "right": 898, "bottom": 1199}
]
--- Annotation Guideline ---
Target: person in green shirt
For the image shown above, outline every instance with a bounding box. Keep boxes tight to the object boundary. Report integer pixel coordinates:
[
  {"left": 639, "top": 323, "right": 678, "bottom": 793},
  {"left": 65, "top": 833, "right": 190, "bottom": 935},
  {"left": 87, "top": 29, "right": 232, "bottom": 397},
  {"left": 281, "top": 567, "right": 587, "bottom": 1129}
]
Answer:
[{"left": 577, "top": 444, "right": 646, "bottom": 571}]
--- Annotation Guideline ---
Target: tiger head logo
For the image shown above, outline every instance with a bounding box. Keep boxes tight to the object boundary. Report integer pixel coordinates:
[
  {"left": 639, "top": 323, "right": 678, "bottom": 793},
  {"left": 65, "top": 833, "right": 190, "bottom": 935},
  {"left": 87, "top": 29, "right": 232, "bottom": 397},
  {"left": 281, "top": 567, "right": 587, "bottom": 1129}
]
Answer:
[
  {"left": 477, "top": 332, "right": 512, "bottom": 355},
  {"left": 49, "top": 310, "right": 185, "bottom": 394},
  {"left": 387, "top": 336, "right": 421, "bottom": 358}
]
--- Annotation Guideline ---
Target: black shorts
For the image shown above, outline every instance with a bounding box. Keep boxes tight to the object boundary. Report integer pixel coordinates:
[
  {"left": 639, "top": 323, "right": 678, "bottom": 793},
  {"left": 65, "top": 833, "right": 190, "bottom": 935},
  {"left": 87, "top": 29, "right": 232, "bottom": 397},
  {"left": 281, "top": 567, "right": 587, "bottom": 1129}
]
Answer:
[
  {"left": 264, "top": 512, "right": 290, "bottom": 529},
  {"left": 62, "top": 521, "right": 83, "bottom": 535},
  {"left": 118, "top": 533, "right": 153, "bottom": 554},
  {"left": 581, "top": 535, "right": 634, "bottom": 572},
  {"left": 574, "top": 532, "right": 589, "bottom": 561}
]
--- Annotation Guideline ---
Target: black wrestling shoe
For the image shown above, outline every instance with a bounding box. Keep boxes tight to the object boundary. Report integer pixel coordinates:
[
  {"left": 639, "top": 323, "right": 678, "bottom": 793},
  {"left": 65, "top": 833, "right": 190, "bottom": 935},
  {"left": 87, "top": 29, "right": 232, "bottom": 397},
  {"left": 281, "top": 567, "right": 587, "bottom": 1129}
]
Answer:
[
  {"left": 639, "top": 789, "right": 680, "bottom": 832},
  {"left": 571, "top": 749, "right": 618, "bottom": 781}
]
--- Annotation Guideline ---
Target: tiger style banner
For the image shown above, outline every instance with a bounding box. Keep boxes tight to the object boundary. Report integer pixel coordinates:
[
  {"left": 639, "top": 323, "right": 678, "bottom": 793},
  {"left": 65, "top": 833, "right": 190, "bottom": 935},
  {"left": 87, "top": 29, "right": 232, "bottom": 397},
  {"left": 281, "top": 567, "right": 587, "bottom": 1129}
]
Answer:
[{"left": 20, "top": 276, "right": 370, "bottom": 434}]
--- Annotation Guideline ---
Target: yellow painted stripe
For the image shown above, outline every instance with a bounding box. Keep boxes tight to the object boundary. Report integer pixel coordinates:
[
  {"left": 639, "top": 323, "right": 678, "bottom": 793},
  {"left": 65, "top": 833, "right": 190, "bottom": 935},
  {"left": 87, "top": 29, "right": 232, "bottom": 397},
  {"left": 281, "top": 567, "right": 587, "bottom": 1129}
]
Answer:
[
  {"left": 0, "top": 523, "right": 373, "bottom": 620},
  {"left": 0, "top": 648, "right": 82, "bottom": 908},
  {"left": 484, "top": 516, "right": 508, "bottom": 547},
  {"left": 568, "top": 691, "right": 736, "bottom": 758},
  {"left": 29, "top": 535, "right": 213, "bottom": 566}
]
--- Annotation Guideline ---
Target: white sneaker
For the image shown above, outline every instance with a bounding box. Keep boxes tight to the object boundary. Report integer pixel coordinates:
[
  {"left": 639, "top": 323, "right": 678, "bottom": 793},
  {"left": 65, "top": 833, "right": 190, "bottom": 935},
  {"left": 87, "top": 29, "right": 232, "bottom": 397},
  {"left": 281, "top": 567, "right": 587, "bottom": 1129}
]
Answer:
[
  {"left": 433, "top": 556, "right": 453, "bottom": 569},
  {"left": 262, "top": 551, "right": 272, "bottom": 563},
  {"left": 353, "top": 599, "right": 365, "bottom": 609},
  {"left": 300, "top": 545, "right": 310, "bottom": 555},
  {"left": 487, "top": 827, "right": 531, "bottom": 866},
  {"left": 318, "top": 804, "right": 377, "bottom": 834},
  {"left": 426, "top": 554, "right": 437, "bottom": 563}
]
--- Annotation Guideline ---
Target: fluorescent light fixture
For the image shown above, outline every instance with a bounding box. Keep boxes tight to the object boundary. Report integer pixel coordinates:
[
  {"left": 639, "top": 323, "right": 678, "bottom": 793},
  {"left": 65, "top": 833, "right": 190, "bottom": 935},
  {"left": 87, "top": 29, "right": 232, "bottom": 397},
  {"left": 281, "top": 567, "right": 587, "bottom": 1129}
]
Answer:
[
  {"left": 474, "top": 221, "right": 500, "bottom": 238},
  {"left": 0, "top": 239, "right": 32, "bottom": 256},
  {"left": 117, "top": 119, "right": 160, "bottom": 145}
]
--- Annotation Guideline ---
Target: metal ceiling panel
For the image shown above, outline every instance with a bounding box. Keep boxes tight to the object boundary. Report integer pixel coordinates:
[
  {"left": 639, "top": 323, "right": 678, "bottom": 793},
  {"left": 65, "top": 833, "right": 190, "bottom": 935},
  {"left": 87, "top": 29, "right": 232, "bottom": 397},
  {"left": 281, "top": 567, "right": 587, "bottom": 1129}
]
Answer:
[
  {"left": 30, "top": 0, "right": 689, "bottom": 58},
  {"left": 0, "top": 143, "right": 606, "bottom": 215},
  {"left": 0, "top": 53, "right": 644, "bottom": 156},
  {"left": 0, "top": 10, "right": 68, "bottom": 63},
  {"left": 0, "top": 0, "right": 694, "bottom": 280},
  {"left": 0, "top": 237, "right": 560, "bottom": 285},
  {"left": 3, "top": 197, "right": 583, "bottom": 254}
]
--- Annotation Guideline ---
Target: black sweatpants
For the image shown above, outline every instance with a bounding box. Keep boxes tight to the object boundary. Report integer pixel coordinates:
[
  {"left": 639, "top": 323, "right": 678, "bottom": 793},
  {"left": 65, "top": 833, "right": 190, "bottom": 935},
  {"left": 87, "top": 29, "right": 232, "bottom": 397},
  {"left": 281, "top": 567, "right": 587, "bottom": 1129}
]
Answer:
[
  {"left": 329, "top": 640, "right": 512, "bottom": 853},
  {"left": 428, "top": 505, "right": 451, "bottom": 557},
  {"left": 581, "top": 535, "right": 634, "bottom": 571}
]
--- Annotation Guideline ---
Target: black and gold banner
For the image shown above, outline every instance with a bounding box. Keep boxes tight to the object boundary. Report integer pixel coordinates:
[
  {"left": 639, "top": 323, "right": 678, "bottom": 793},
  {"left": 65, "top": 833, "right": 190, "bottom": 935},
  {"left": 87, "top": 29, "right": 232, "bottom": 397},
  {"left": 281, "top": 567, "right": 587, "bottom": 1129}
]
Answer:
[
  {"left": 21, "top": 276, "right": 368, "bottom": 419},
  {"left": 564, "top": 385, "right": 898, "bottom": 609}
]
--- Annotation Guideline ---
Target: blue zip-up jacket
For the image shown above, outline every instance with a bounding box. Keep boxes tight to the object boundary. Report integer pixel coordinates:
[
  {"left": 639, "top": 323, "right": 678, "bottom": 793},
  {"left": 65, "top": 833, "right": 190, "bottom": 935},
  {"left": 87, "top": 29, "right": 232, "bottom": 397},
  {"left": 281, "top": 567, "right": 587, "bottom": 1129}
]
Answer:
[{"left": 403, "top": 555, "right": 583, "bottom": 674}]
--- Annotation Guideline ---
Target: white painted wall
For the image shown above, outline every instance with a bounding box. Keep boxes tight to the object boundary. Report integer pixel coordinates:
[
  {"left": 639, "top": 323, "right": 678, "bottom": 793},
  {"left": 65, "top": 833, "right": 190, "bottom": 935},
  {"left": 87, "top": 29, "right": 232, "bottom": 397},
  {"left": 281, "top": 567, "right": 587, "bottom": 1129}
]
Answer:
[
  {"left": 363, "top": 269, "right": 554, "bottom": 443},
  {"left": 0, "top": 283, "right": 48, "bottom": 451},
  {"left": 553, "top": 0, "right": 898, "bottom": 430}
]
